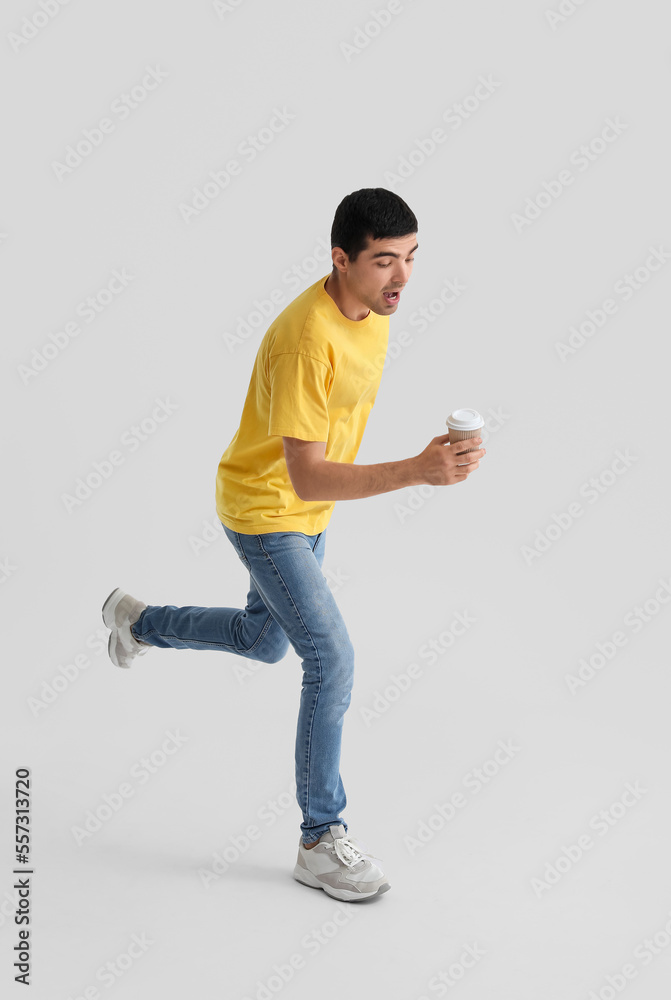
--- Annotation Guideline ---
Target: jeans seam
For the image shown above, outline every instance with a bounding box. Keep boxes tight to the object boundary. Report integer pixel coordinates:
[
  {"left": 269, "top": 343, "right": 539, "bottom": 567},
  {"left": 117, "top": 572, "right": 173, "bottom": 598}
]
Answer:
[
  {"left": 229, "top": 530, "right": 278, "bottom": 655},
  {"left": 256, "top": 533, "right": 323, "bottom": 825},
  {"left": 137, "top": 628, "right": 266, "bottom": 653},
  {"left": 247, "top": 612, "right": 275, "bottom": 653},
  {"left": 232, "top": 530, "right": 251, "bottom": 570}
]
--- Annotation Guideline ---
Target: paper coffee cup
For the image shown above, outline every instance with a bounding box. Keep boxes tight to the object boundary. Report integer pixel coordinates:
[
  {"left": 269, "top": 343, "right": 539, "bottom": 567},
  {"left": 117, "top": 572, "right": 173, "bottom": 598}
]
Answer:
[{"left": 445, "top": 408, "right": 485, "bottom": 454}]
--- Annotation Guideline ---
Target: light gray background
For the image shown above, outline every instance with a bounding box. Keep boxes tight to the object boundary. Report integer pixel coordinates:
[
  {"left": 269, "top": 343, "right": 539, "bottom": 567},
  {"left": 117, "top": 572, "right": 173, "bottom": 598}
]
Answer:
[{"left": 2, "top": 0, "right": 671, "bottom": 997}]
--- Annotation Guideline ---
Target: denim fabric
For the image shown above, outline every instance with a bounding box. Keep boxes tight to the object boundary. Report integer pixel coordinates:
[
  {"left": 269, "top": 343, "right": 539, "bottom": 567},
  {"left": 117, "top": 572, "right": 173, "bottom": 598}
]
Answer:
[{"left": 131, "top": 524, "right": 355, "bottom": 845}]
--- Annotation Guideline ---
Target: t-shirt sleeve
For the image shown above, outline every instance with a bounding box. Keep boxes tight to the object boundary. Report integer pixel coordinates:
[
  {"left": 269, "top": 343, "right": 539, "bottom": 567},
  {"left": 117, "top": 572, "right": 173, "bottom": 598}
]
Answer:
[{"left": 267, "top": 352, "right": 331, "bottom": 441}]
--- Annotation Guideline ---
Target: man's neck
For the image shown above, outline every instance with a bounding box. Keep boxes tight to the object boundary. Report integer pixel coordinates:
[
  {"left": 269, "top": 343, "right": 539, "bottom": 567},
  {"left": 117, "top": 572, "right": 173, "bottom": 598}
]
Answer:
[{"left": 324, "top": 271, "right": 370, "bottom": 322}]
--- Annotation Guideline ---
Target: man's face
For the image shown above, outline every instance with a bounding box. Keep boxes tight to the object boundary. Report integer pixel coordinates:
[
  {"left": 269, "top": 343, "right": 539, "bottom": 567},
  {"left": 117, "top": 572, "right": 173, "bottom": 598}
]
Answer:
[{"left": 346, "top": 233, "right": 418, "bottom": 315}]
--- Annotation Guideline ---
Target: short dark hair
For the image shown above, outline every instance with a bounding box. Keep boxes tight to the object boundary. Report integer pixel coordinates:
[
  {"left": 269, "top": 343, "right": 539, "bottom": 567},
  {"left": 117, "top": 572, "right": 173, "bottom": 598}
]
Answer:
[{"left": 330, "top": 188, "right": 418, "bottom": 263}]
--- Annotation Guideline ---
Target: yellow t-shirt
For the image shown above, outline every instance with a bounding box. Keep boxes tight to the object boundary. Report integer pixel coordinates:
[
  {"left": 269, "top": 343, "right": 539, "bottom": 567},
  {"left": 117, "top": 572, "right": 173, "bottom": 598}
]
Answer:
[{"left": 216, "top": 273, "right": 390, "bottom": 535}]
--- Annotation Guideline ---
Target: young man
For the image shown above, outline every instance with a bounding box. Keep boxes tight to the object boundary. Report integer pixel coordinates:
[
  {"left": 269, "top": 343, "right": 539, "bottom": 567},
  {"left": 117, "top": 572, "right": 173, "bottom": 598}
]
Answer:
[{"left": 101, "top": 188, "right": 486, "bottom": 902}]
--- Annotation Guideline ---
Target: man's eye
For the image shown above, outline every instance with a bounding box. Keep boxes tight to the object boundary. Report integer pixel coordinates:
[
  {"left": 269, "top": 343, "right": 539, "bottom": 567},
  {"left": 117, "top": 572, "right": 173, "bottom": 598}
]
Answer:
[{"left": 377, "top": 262, "right": 391, "bottom": 267}]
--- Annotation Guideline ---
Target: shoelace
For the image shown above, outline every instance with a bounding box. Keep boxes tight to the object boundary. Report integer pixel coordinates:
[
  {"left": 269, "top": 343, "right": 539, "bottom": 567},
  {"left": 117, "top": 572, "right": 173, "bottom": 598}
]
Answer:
[{"left": 327, "top": 836, "right": 369, "bottom": 868}]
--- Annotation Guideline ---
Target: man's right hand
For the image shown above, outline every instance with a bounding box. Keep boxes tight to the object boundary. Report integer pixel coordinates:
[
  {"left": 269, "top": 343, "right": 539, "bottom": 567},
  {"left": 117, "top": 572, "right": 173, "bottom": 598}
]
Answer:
[{"left": 415, "top": 432, "right": 486, "bottom": 486}]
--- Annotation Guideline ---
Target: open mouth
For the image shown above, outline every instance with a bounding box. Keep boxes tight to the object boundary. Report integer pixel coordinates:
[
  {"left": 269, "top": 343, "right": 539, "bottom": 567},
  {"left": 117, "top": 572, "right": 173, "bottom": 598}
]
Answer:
[{"left": 383, "top": 291, "right": 400, "bottom": 303}]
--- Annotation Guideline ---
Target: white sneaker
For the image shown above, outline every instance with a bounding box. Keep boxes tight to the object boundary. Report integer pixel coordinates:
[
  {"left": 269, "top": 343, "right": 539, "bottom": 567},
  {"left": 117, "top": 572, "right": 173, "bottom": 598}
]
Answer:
[
  {"left": 293, "top": 824, "right": 391, "bottom": 901},
  {"left": 102, "top": 587, "right": 150, "bottom": 669}
]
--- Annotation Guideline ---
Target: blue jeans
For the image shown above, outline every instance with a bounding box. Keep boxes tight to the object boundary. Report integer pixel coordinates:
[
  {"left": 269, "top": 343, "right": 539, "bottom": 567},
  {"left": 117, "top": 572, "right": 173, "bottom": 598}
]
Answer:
[{"left": 130, "top": 525, "right": 354, "bottom": 845}]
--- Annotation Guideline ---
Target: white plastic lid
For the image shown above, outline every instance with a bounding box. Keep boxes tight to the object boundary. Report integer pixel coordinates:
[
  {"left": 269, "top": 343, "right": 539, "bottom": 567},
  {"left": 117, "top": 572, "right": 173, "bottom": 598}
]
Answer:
[{"left": 446, "top": 408, "right": 484, "bottom": 430}]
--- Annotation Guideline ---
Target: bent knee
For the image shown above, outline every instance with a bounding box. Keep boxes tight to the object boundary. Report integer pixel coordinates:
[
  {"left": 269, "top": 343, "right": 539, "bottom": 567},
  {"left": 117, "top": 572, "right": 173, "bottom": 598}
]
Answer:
[{"left": 262, "top": 637, "right": 291, "bottom": 664}]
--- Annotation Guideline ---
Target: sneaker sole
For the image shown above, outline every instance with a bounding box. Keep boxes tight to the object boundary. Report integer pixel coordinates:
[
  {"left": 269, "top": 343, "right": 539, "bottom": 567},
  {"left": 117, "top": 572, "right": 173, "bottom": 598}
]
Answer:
[
  {"left": 102, "top": 588, "right": 142, "bottom": 669},
  {"left": 292, "top": 865, "right": 390, "bottom": 901},
  {"left": 107, "top": 630, "right": 130, "bottom": 669},
  {"left": 101, "top": 587, "right": 124, "bottom": 630}
]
